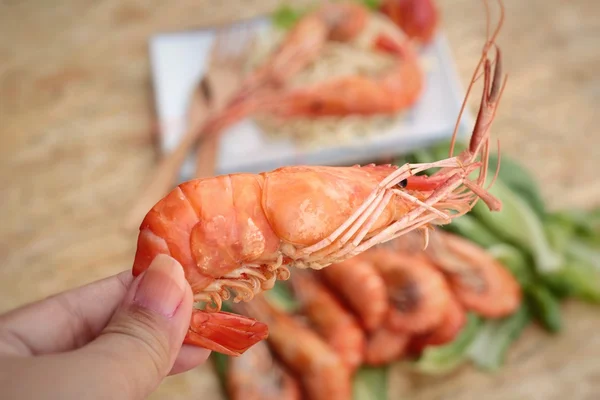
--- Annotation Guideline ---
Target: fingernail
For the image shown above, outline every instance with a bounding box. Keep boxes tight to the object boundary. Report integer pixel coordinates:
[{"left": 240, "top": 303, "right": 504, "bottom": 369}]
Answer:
[{"left": 133, "top": 254, "right": 187, "bottom": 317}]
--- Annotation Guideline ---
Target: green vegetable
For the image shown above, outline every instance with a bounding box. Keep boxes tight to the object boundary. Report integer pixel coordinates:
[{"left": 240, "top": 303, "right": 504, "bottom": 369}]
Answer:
[
  {"left": 467, "top": 304, "right": 530, "bottom": 371},
  {"left": 566, "top": 239, "right": 600, "bottom": 271},
  {"left": 541, "top": 258, "right": 600, "bottom": 303},
  {"left": 487, "top": 243, "right": 534, "bottom": 287},
  {"left": 541, "top": 208, "right": 600, "bottom": 302},
  {"left": 272, "top": 0, "right": 382, "bottom": 31},
  {"left": 353, "top": 366, "right": 388, "bottom": 400},
  {"left": 549, "top": 209, "right": 600, "bottom": 240},
  {"left": 442, "top": 213, "right": 503, "bottom": 248},
  {"left": 487, "top": 153, "right": 546, "bottom": 218},
  {"left": 524, "top": 284, "right": 562, "bottom": 333},
  {"left": 470, "top": 179, "right": 563, "bottom": 274},
  {"left": 412, "top": 313, "right": 481, "bottom": 375},
  {"left": 357, "top": 0, "right": 383, "bottom": 10},
  {"left": 271, "top": 4, "right": 307, "bottom": 30},
  {"left": 544, "top": 214, "right": 575, "bottom": 255}
]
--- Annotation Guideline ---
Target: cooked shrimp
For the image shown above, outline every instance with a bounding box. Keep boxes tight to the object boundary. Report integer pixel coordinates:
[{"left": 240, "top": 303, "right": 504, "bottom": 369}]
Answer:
[
  {"left": 424, "top": 231, "right": 522, "bottom": 318},
  {"left": 364, "top": 324, "right": 410, "bottom": 366},
  {"left": 288, "top": 270, "right": 366, "bottom": 372},
  {"left": 368, "top": 247, "right": 453, "bottom": 333},
  {"left": 233, "top": 295, "right": 352, "bottom": 400},
  {"left": 131, "top": 0, "right": 508, "bottom": 357},
  {"left": 318, "top": 254, "right": 389, "bottom": 332},
  {"left": 226, "top": 340, "right": 302, "bottom": 400},
  {"left": 407, "top": 294, "right": 467, "bottom": 355}
]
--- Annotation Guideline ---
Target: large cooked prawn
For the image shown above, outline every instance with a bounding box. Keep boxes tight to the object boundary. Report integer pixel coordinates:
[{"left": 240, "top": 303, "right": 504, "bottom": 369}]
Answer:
[{"left": 131, "top": 0, "right": 507, "bottom": 357}]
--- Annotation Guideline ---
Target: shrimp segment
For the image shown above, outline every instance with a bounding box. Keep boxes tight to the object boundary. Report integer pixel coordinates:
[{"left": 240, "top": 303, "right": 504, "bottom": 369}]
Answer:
[
  {"left": 131, "top": 0, "right": 508, "bottom": 356},
  {"left": 407, "top": 294, "right": 467, "bottom": 355},
  {"left": 368, "top": 248, "right": 452, "bottom": 333},
  {"left": 318, "top": 255, "right": 389, "bottom": 332},
  {"left": 288, "top": 270, "right": 366, "bottom": 372},
  {"left": 226, "top": 340, "right": 302, "bottom": 400},
  {"left": 234, "top": 296, "right": 353, "bottom": 400},
  {"left": 424, "top": 231, "right": 522, "bottom": 318},
  {"left": 364, "top": 325, "right": 410, "bottom": 366}
]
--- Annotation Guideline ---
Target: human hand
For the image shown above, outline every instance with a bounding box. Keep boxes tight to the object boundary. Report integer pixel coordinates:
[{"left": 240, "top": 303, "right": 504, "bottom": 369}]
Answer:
[{"left": 0, "top": 254, "right": 210, "bottom": 400}]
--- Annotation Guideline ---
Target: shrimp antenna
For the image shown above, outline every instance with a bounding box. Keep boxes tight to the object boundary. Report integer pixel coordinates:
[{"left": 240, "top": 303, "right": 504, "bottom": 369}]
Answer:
[{"left": 448, "top": 0, "right": 505, "bottom": 158}]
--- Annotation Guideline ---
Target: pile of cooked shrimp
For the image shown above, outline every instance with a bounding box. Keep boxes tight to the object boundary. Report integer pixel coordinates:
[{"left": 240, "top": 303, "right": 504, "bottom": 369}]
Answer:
[{"left": 212, "top": 140, "right": 600, "bottom": 400}]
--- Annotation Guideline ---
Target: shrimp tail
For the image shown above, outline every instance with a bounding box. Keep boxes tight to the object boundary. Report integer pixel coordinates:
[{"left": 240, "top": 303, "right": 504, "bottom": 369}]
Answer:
[{"left": 185, "top": 309, "right": 269, "bottom": 356}]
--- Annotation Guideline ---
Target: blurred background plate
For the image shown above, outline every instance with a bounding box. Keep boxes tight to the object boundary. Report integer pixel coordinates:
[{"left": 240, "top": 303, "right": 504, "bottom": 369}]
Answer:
[{"left": 149, "top": 15, "right": 474, "bottom": 180}]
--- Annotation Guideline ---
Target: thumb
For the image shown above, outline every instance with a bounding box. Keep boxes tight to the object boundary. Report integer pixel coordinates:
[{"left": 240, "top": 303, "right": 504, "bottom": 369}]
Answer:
[{"left": 82, "top": 254, "right": 194, "bottom": 398}]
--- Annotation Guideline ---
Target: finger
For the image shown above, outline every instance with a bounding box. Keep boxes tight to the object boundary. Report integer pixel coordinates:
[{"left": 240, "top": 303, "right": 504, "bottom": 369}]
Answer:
[
  {"left": 70, "top": 254, "right": 200, "bottom": 399},
  {"left": 169, "top": 344, "right": 211, "bottom": 375},
  {"left": 0, "top": 271, "right": 134, "bottom": 356}
]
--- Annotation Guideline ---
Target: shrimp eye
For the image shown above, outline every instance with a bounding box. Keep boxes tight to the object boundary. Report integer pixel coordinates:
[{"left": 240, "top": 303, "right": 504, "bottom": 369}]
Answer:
[{"left": 397, "top": 178, "right": 408, "bottom": 189}]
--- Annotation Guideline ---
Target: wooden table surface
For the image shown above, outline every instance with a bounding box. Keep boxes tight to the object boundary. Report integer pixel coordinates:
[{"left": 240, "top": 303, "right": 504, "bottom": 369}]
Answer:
[{"left": 1, "top": 0, "right": 599, "bottom": 399}]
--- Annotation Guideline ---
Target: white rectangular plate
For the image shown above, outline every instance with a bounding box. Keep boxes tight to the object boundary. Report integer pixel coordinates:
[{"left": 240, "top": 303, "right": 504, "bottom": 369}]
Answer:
[{"left": 149, "top": 16, "right": 474, "bottom": 180}]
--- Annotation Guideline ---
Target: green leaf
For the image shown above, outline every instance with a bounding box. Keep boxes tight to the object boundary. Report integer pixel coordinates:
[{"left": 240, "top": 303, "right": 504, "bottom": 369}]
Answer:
[
  {"left": 353, "top": 366, "right": 388, "bottom": 400},
  {"left": 541, "top": 258, "right": 600, "bottom": 304},
  {"left": 524, "top": 284, "right": 562, "bottom": 333},
  {"left": 566, "top": 239, "right": 600, "bottom": 271},
  {"left": 488, "top": 153, "right": 547, "bottom": 218},
  {"left": 548, "top": 209, "right": 600, "bottom": 239},
  {"left": 442, "top": 213, "right": 504, "bottom": 249},
  {"left": 471, "top": 179, "right": 563, "bottom": 274},
  {"left": 357, "top": 0, "right": 383, "bottom": 10},
  {"left": 413, "top": 313, "right": 481, "bottom": 375},
  {"left": 467, "top": 304, "right": 531, "bottom": 371},
  {"left": 487, "top": 243, "right": 535, "bottom": 287},
  {"left": 271, "top": 4, "right": 307, "bottom": 30}
]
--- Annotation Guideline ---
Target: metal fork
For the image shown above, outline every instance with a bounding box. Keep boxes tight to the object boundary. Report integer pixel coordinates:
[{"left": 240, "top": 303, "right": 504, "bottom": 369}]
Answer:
[{"left": 125, "top": 24, "right": 255, "bottom": 230}]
